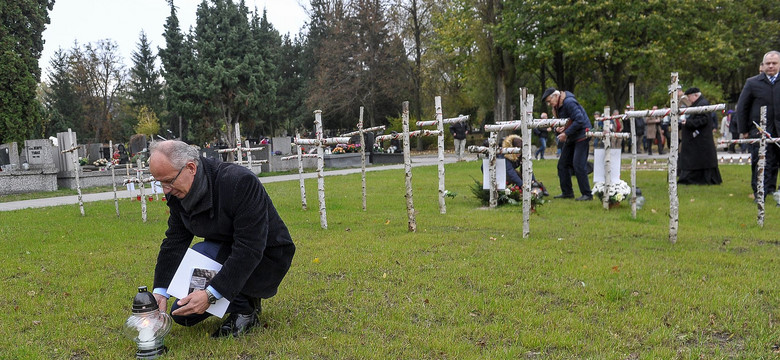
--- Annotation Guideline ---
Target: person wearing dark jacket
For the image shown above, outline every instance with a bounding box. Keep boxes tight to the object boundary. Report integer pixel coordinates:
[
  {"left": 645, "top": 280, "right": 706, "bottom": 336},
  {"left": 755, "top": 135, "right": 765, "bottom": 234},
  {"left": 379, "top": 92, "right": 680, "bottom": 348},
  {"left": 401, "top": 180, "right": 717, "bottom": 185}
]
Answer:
[
  {"left": 449, "top": 121, "right": 468, "bottom": 161},
  {"left": 738, "top": 50, "right": 780, "bottom": 197},
  {"left": 533, "top": 113, "right": 550, "bottom": 159},
  {"left": 149, "top": 140, "right": 295, "bottom": 338},
  {"left": 543, "top": 87, "right": 592, "bottom": 200},
  {"left": 678, "top": 88, "right": 722, "bottom": 185}
]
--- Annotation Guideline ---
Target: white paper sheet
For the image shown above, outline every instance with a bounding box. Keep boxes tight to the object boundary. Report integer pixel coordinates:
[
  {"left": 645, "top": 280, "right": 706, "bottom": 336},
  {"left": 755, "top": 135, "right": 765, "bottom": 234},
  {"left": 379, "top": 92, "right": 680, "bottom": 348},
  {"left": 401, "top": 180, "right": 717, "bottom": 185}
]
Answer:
[
  {"left": 152, "top": 181, "right": 163, "bottom": 194},
  {"left": 482, "top": 158, "right": 507, "bottom": 190},
  {"left": 167, "top": 248, "right": 230, "bottom": 317},
  {"left": 593, "top": 148, "right": 622, "bottom": 183}
]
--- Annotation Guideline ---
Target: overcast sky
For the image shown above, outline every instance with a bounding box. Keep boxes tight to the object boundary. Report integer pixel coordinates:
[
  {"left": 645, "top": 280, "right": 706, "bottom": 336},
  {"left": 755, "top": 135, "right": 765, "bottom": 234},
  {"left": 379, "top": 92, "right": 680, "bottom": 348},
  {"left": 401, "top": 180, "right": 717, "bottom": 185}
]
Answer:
[{"left": 41, "top": 0, "right": 309, "bottom": 78}]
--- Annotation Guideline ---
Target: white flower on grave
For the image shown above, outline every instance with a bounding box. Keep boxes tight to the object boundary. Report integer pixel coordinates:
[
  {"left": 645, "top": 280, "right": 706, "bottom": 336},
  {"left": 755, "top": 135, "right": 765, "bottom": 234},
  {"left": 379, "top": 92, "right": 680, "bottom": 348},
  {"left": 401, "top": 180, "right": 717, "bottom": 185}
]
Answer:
[{"left": 591, "top": 180, "right": 631, "bottom": 204}]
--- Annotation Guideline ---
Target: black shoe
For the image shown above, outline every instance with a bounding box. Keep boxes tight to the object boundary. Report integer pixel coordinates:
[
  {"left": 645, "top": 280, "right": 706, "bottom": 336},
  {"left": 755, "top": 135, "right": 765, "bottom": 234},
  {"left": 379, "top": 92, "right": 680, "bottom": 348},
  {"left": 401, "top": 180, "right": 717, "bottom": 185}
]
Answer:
[
  {"left": 575, "top": 195, "right": 593, "bottom": 201},
  {"left": 554, "top": 194, "right": 574, "bottom": 199},
  {"left": 211, "top": 312, "right": 259, "bottom": 338}
]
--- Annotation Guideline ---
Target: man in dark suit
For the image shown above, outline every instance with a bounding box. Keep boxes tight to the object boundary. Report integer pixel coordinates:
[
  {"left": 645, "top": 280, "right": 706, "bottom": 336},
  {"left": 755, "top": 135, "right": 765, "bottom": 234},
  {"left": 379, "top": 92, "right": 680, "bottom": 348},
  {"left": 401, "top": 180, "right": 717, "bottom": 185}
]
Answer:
[
  {"left": 149, "top": 140, "right": 295, "bottom": 338},
  {"left": 738, "top": 50, "right": 780, "bottom": 199}
]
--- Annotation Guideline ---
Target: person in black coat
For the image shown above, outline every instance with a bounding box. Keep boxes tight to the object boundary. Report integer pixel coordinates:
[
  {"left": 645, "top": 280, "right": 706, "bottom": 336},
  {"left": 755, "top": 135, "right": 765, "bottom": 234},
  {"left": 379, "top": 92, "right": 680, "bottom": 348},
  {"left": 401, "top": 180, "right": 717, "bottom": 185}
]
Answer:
[
  {"left": 738, "top": 51, "right": 780, "bottom": 197},
  {"left": 449, "top": 121, "right": 469, "bottom": 161},
  {"left": 149, "top": 140, "right": 295, "bottom": 338},
  {"left": 678, "top": 88, "right": 722, "bottom": 184}
]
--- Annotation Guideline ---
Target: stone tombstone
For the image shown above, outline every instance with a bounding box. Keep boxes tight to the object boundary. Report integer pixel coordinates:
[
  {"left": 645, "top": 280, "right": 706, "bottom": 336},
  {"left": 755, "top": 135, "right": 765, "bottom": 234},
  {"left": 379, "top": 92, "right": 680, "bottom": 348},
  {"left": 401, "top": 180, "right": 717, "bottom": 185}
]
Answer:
[
  {"left": 0, "top": 142, "right": 20, "bottom": 170},
  {"left": 101, "top": 146, "right": 112, "bottom": 160},
  {"left": 24, "top": 139, "right": 56, "bottom": 169},
  {"left": 201, "top": 147, "right": 220, "bottom": 160},
  {"left": 129, "top": 134, "right": 147, "bottom": 156},
  {"left": 86, "top": 143, "right": 103, "bottom": 162},
  {"left": 271, "top": 136, "right": 292, "bottom": 155},
  {"left": 56, "top": 131, "right": 78, "bottom": 174}
]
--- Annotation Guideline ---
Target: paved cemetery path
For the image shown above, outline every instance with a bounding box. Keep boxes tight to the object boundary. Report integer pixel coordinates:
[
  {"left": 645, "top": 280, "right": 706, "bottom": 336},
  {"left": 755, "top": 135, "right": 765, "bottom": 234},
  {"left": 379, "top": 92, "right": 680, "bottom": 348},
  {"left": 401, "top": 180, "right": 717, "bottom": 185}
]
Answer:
[
  {"left": 0, "top": 154, "right": 468, "bottom": 212},
  {"left": 0, "top": 150, "right": 749, "bottom": 212}
]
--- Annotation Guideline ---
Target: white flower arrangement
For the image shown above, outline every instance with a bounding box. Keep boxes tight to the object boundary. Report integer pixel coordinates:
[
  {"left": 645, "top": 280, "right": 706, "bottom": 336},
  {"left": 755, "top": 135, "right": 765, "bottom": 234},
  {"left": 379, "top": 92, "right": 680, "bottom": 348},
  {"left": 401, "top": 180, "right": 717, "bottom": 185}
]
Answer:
[
  {"left": 93, "top": 158, "right": 109, "bottom": 167},
  {"left": 592, "top": 180, "right": 631, "bottom": 204}
]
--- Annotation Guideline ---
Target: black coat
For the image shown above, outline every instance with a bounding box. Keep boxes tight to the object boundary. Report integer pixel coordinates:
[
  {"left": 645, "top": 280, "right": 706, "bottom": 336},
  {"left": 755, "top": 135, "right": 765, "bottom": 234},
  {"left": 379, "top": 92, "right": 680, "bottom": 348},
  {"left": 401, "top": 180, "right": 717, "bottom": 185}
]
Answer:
[
  {"left": 449, "top": 122, "right": 468, "bottom": 140},
  {"left": 737, "top": 73, "right": 780, "bottom": 137},
  {"left": 679, "top": 96, "right": 718, "bottom": 170},
  {"left": 154, "top": 157, "right": 295, "bottom": 302}
]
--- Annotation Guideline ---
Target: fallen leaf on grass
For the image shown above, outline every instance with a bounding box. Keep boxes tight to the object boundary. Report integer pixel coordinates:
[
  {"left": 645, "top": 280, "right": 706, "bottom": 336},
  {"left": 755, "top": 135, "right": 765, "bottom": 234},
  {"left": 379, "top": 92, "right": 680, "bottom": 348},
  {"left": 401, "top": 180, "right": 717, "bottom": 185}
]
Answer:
[
  {"left": 32, "top": 320, "right": 41, "bottom": 326},
  {"left": 651, "top": 209, "right": 657, "bottom": 213},
  {"left": 690, "top": 198, "right": 695, "bottom": 202},
  {"left": 382, "top": 272, "right": 387, "bottom": 278},
  {"left": 611, "top": 266, "right": 620, "bottom": 273},
  {"left": 27, "top": 291, "right": 36, "bottom": 297},
  {"left": 385, "top": 219, "right": 390, "bottom": 225},
  {"left": 489, "top": 236, "right": 497, "bottom": 241},
  {"left": 312, "top": 258, "right": 320, "bottom": 263}
]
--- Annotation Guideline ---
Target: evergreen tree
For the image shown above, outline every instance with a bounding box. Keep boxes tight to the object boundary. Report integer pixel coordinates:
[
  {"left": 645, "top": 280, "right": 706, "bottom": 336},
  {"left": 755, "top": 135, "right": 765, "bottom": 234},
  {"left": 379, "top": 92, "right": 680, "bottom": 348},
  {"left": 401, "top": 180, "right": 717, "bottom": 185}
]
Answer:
[
  {"left": 0, "top": 0, "right": 55, "bottom": 144},
  {"left": 128, "top": 31, "right": 163, "bottom": 117},
  {"left": 43, "top": 49, "right": 83, "bottom": 135},
  {"left": 159, "top": 0, "right": 196, "bottom": 140},
  {"left": 247, "top": 8, "right": 280, "bottom": 138},
  {"left": 277, "top": 34, "right": 308, "bottom": 135},
  {"left": 191, "top": 0, "right": 262, "bottom": 148}
]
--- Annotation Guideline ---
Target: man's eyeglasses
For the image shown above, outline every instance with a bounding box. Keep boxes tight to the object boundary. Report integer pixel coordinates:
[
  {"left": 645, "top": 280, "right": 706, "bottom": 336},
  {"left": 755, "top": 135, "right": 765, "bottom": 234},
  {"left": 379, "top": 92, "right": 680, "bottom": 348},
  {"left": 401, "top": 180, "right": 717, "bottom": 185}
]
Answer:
[{"left": 159, "top": 164, "right": 187, "bottom": 188}]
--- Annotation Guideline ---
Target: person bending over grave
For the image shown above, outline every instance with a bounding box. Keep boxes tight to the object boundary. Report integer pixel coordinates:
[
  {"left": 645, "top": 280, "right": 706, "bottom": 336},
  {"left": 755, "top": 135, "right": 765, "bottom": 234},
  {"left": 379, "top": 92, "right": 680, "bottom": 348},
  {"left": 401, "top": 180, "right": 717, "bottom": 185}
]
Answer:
[
  {"left": 148, "top": 140, "right": 295, "bottom": 338},
  {"left": 502, "top": 135, "right": 548, "bottom": 195},
  {"left": 543, "top": 87, "right": 593, "bottom": 201},
  {"left": 677, "top": 88, "right": 722, "bottom": 185}
]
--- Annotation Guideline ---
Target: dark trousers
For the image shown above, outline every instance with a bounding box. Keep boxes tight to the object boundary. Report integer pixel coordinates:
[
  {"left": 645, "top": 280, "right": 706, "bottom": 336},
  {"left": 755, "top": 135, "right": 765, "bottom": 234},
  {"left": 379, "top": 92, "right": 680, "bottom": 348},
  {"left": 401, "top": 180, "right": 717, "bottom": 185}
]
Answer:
[
  {"left": 170, "top": 241, "right": 257, "bottom": 326},
  {"left": 754, "top": 143, "right": 780, "bottom": 195},
  {"left": 557, "top": 139, "right": 591, "bottom": 197}
]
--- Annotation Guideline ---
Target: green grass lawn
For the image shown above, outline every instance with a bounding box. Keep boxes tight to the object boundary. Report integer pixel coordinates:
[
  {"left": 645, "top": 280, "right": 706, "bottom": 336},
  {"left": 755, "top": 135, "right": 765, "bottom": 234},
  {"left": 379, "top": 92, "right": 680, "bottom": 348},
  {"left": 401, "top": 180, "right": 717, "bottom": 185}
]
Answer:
[{"left": 2, "top": 160, "right": 779, "bottom": 359}]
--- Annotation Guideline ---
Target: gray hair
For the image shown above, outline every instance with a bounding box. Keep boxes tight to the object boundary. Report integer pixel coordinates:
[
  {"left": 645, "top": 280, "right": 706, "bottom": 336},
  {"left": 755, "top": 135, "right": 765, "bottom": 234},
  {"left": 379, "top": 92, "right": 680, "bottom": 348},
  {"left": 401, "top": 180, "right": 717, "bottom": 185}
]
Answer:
[
  {"left": 763, "top": 50, "right": 780, "bottom": 63},
  {"left": 149, "top": 140, "right": 200, "bottom": 168}
]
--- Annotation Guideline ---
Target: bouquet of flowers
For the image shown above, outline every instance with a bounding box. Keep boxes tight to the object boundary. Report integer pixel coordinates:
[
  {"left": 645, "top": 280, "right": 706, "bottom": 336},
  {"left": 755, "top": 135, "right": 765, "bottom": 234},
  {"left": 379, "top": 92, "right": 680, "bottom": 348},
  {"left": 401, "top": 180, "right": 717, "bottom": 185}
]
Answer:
[
  {"left": 332, "top": 146, "right": 346, "bottom": 154},
  {"left": 93, "top": 158, "right": 108, "bottom": 167},
  {"left": 470, "top": 178, "right": 545, "bottom": 209},
  {"left": 591, "top": 180, "right": 631, "bottom": 204},
  {"left": 344, "top": 144, "right": 361, "bottom": 153},
  {"left": 373, "top": 144, "right": 385, "bottom": 153}
]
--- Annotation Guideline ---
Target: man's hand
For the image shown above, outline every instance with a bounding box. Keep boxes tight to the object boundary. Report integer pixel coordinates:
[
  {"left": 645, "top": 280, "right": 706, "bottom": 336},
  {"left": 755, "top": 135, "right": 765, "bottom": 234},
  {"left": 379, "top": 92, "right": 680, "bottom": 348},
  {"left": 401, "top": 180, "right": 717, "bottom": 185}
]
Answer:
[
  {"left": 557, "top": 132, "right": 568, "bottom": 142},
  {"left": 740, "top": 132, "right": 749, "bottom": 139},
  {"left": 154, "top": 293, "right": 168, "bottom": 313},
  {"left": 171, "top": 290, "right": 211, "bottom": 316}
]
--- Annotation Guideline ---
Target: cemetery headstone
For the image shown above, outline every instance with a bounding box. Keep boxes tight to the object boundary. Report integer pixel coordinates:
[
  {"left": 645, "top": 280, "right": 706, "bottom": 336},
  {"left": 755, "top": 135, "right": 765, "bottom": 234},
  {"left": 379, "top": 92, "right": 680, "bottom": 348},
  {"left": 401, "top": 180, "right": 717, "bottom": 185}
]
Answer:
[
  {"left": 201, "top": 147, "right": 220, "bottom": 160},
  {"left": 56, "top": 131, "right": 77, "bottom": 175},
  {"left": 87, "top": 143, "right": 103, "bottom": 162},
  {"left": 24, "top": 139, "right": 56, "bottom": 170},
  {"left": 272, "top": 136, "right": 292, "bottom": 155},
  {"left": 129, "top": 134, "right": 147, "bottom": 157},
  {"left": 0, "top": 142, "right": 20, "bottom": 170}
]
